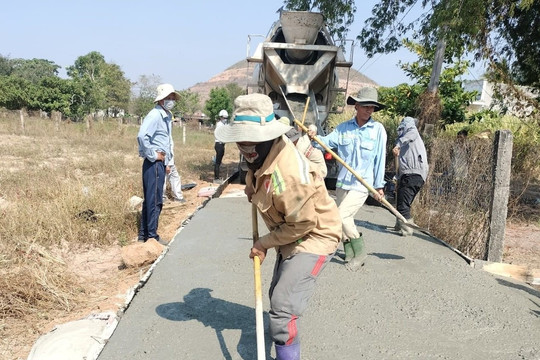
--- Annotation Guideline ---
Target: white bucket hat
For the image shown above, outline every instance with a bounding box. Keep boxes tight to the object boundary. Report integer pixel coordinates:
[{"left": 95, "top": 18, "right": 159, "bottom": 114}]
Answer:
[
  {"left": 154, "top": 83, "right": 181, "bottom": 102},
  {"left": 215, "top": 94, "right": 291, "bottom": 143},
  {"left": 346, "top": 87, "right": 385, "bottom": 111}
]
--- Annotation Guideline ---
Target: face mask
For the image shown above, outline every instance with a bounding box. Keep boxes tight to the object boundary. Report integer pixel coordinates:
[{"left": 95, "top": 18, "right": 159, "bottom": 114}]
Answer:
[
  {"left": 163, "top": 100, "right": 175, "bottom": 110},
  {"left": 238, "top": 140, "right": 275, "bottom": 171},
  {"left": 237, "top": 144, "right": 259, "bottom": 163}
]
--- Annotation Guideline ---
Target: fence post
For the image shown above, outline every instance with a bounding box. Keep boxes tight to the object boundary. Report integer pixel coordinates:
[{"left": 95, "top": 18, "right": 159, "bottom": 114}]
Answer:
[
  {"left": 19, "top": 109, "right": 25, "bottom": 132},
  {"left": 52, "top": 110, "right": 61, "bottom": 131},
  {"left": 485, "top": 130, "right": 513, "bottom": 262}
]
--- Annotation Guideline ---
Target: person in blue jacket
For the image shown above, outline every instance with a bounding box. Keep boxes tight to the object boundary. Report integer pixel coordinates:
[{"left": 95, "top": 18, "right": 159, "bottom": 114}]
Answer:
[
  {"left": 314, "top": 87, "right": 387, "bottom": 270},
  {"left": 136, "top": 83, "right": 180, "bottom": 245}
]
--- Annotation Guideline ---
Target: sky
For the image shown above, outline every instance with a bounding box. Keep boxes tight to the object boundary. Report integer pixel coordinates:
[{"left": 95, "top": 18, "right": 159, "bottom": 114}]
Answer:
[{"left": 1, "top": 0, "right": 485, "bottom": 92}]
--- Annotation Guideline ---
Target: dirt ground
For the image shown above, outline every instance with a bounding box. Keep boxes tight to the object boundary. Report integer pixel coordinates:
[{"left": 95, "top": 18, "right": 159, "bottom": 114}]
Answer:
[{"left": 11, "top": 180, "right": 540, "bottom": 360}]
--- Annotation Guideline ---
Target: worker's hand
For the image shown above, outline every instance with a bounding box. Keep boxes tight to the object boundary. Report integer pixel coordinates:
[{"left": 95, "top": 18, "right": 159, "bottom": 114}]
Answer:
[
  {"left": 244, "top": 185, "right": 255, "bottom": 202},
  {"left": 373, "top": 188, "right": 385, "bottom": 202},
  {"left": 307, "top": 129, "right": 317, "bottom": 139},
  {"left": 166, "top": 165, "right": 171, "bottom": 174},
  {"left": 156, "top": 151, "right": 165, "bottom": 161},
  {"left": 392, "top": 146, "right": 400, "bottom": 156},
  {"left": 250, "top": 241, "right": 267, "bottom": 264}
]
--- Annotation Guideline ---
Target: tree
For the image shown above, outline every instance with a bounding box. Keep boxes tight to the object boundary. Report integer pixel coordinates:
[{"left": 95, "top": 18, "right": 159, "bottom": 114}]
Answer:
[
  {"left": 176, "top": 90, "right": 201, "bottom": 120},
  {"left": 224, "top": 83, "right": 246, "bottom": 104},
  {"left": 359, "top": 0, "right": 540, "bottom": 91},
  {"left": 131, "top": 74, "right": 161, "bottom": 118},
  {"left": 204, "top": 87, "right": 231, "bottom": 124},
  {"left": 499, "top": 1, "right": 540, "bottom": 89},
  {"left": 0, "top": 76, "right": 28, "bottom": 110},
  {"left": 10, "top": 58, "right": 60, "bottom": 84},
  {"left": 66, "top": 51, "right": 108, "bottom": 115},
  {"left": 66, "top": 51, "right": 130, "bottom": 117},
  {"left": 398, "top": 40, "right": 476, "bottom": 126},
  {"left": 102, "top": 63, "right": 131, "bottom": 117},
  {"left": 0, "top": 54, "right": 12, "bottom": 76}
]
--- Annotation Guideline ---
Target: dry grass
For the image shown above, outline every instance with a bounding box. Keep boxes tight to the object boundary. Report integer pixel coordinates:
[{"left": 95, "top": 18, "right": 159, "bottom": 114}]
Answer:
[
  {"left": 414, "top": 135, "right": 540, "bottom": 259},
  {"left": 0, "top": 115, "right": 239, "bottom": 359}
]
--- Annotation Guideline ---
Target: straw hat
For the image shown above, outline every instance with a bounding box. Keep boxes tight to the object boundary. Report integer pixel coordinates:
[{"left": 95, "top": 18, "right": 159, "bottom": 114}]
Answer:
[
  {"left": 346, "top": 87, "right": 385, "bottom": 111},
  {"left": 215, "top": 94, "right": 291, "bottom": 143},
  {"left": 154, "top": 83, "right": 181, "bottom": 102}
]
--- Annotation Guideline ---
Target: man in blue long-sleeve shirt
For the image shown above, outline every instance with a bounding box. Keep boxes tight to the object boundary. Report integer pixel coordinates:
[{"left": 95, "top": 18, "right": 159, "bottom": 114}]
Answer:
[
  {"left": 314, "top": 87, "right": 387, "bottom": 270},
  {"left": 137, "top": 83, "right": 180, "bottom": 244}
]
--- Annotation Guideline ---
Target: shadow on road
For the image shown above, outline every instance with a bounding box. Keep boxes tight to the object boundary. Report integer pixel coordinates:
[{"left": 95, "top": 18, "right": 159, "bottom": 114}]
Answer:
[
  {"left": 370, "top": 253, "right": 405, "bottom": 260},
  {"left": 495, "top": 278, "right": 540, "bottom": 300},
  {"left": 155, "top": 287, "right": 272, "bottom": 360}
]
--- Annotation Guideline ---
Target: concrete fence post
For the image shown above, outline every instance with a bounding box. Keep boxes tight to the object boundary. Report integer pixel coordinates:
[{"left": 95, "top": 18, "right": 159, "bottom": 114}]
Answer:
[{"left": 485, "top": 130, "right": 513, "bottom": 262}]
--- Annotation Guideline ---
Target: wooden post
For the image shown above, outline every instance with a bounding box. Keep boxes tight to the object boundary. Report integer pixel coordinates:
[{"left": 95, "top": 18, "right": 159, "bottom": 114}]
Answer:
[
  {"left": 485, "top": 130, "right": 513, "bottom": 262},
  {"left": 19, "top": 109, "right": 25, "bottom": 132},
  {"left": 52, "top": 110, "right": 61, "bottom": 131},
  {"left": 182, "top": 124, "right": 186, "bottom": 145}
]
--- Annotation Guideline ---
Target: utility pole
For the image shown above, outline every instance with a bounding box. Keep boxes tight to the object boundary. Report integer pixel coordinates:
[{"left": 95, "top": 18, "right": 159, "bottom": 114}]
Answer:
[{"left": 418, "top": 38, "right": 446, "bottom": 134}]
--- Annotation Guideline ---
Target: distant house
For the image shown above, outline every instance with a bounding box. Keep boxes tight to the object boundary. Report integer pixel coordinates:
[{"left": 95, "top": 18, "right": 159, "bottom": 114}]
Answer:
[{"left": 463, "top": 79, "right": 537, "bottom": 117}]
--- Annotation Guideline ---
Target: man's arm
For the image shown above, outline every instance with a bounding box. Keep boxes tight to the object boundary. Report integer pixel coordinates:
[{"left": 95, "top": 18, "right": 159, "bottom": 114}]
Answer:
[
  {"left": 373, "top": 125, "right": 387, "bottom": 190},
  {"left": 137, "top": 111, "right": 161, "bottom": 162}
]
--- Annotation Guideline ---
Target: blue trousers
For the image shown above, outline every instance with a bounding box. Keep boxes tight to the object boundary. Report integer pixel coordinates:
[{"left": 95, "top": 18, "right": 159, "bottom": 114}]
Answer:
[{"left": 139, "top": 159, "right": 165, "bottom": 241}]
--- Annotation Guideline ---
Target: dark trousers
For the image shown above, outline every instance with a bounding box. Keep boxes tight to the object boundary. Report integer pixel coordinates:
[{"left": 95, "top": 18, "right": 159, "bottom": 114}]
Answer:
[
  {"left": 214, "top": 142, "right": 225, "bottom": 179},
  {"left": 139, "top": 158, "right": 165, "bottom": 241},
  {"left": 396, "top": 173, "right": 424, "bottom": 220}
]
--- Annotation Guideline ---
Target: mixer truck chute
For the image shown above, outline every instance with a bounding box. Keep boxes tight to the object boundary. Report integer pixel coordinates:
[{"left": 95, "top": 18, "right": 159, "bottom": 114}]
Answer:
[{"left": 243, "top": 10, "right": 353, "bottom": 189}]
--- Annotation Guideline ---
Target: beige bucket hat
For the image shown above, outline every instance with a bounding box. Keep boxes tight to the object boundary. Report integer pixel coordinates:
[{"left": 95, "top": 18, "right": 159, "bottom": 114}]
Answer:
[
  {"left": 346, "top": 87, "right": 385, "bottom": 111},
  {"left": 154, "top": 83, "right": 181, "bottom": 102},
  {"left": 215, "top": 93, "right": 291, "bottom": 143}
]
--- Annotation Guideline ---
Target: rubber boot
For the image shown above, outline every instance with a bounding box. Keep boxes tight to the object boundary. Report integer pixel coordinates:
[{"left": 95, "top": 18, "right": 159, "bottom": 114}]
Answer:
[
  {"left": 399, "top": 218, "right": 414, "bottom": 237},
  {"left": 275, "top": 342, "right": 300, "bottom": 360},
  {"left": 346, "top": 236, "right": 367, "bottom": 270},
  {"left": 343, "top": 241, "right": 354, "bottom": 263}
]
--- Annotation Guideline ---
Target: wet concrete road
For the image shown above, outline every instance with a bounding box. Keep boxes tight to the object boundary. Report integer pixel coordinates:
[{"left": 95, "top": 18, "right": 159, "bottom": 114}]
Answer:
[{"left": 97, "top": 194, "right": 540, "bottom": 360}]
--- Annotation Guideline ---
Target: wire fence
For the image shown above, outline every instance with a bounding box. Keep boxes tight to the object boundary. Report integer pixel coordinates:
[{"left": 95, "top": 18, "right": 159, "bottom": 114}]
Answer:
[{"left": 413, "top": 136, "right": 495, "bottom": 259}]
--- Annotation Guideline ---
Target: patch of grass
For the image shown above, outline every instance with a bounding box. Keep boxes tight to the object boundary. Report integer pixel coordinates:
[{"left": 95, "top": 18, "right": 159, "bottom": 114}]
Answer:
[{"left": 0, "top": 116, "right": 238, "bottom": 337}]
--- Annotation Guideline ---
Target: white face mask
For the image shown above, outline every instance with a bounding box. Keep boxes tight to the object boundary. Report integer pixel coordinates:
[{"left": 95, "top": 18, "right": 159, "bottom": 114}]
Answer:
[
  {"left": 237, "top": 144, "right": 259, "bottom": 163},
  {"left": 163, "top": 100, "right": 175, "bottom": 110}
]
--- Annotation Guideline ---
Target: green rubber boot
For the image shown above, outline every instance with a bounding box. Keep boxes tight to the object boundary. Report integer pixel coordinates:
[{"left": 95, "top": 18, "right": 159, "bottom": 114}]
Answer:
[
  {"left": 343, "top": 241, "right": 354, "bottom": 263},
  {"left": 347, "top": 236, "right": 367, "bottom": 270}
]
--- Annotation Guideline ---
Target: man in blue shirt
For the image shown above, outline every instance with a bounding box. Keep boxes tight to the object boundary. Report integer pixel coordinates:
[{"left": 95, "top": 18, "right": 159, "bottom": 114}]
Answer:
[
  {"left": 137, "top": 83, "right": 180, "bottom": 245},
  {"left": 314, "top": 87, "right": 387, "bottom": 270}
]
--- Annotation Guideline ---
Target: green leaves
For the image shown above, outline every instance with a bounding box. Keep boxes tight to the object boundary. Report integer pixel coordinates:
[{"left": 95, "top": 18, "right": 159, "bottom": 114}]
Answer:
[{"left": 204, "top": 87, "right": 232, "bottom": 124}]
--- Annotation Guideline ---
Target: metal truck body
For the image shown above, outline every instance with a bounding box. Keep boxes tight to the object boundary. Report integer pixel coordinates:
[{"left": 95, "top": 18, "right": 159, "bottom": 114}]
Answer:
[{"left": 242, "top": 11, "right": 352, "bottom": 188}]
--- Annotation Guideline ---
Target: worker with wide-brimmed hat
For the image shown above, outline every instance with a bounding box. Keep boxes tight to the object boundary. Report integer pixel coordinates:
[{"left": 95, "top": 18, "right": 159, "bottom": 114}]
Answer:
[
  {"left": 215, "top": 93, "right": 341, "bottom": 360},
  {"left": 313, "top": 86, "right": 387, "bottom": 270},
  {"left": 137, "top": 83, "right": 181, "bottom": 245}
]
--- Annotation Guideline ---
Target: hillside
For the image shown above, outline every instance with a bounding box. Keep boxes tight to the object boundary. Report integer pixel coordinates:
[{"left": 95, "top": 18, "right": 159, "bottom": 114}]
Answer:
[{"left": 189, "top": 59, "right": 379, "bottom": 104}]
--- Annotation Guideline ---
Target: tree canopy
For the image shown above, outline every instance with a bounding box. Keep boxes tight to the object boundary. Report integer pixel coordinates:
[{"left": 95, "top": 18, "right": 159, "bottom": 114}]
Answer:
[
  {"left": 205, "top": 87, "right": 232, "bottom": 123},
  {"left": 358, "top": 0, "right": 540, "bottom": 90},
  {"left": 283, "top": 0, "right": 540, "bottom": 91}
]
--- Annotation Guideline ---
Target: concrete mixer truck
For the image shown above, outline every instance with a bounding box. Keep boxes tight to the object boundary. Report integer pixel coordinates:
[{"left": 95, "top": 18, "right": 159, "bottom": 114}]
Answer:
[{"left": 242, "top": 10, "right": 353, "bottom": 189}]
